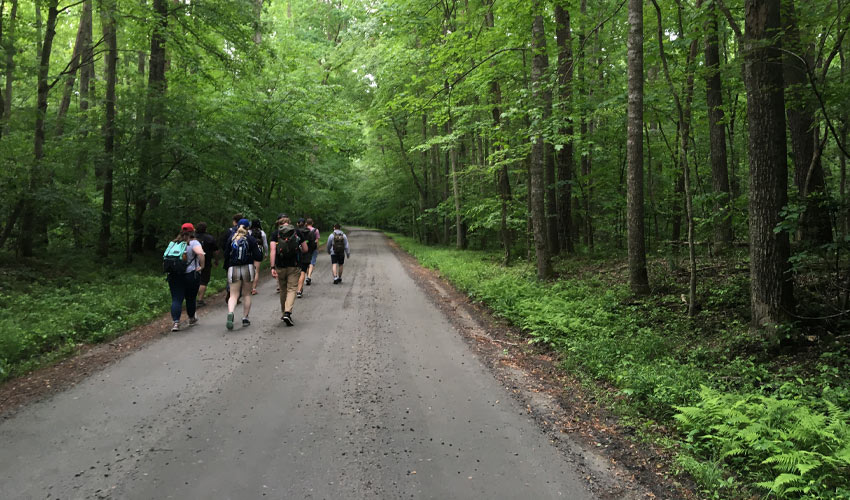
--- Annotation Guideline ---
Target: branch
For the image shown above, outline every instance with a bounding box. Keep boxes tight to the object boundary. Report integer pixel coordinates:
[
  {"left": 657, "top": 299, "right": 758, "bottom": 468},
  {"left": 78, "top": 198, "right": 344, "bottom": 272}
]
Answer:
[
  {"left": 780, "top": 47, "right": 850, "bottom": 161},
  {"left": 47, "top": 37, "right": 106, "bottom": 91},
  {"left": 715, "top": 0, "right": 743, "bottom": 41}
]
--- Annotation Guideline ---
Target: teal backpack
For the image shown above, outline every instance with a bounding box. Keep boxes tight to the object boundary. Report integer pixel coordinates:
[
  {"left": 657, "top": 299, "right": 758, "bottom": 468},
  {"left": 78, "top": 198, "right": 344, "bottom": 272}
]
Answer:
[{"left": 162, "top": 241, "right": 188, "bottom": 275}]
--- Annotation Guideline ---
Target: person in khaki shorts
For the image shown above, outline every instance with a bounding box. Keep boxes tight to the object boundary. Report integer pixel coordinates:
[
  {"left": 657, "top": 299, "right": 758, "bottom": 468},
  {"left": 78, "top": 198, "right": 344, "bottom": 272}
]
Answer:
[{"left": 270, "top": 217, "right": 308, "bottom": 326}]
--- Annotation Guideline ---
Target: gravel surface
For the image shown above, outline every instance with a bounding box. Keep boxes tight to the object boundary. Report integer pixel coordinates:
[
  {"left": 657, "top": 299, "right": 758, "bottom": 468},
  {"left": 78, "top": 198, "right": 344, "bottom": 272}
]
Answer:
[{"left": 0, "top": 229, "right": 613, "bottom": 499}]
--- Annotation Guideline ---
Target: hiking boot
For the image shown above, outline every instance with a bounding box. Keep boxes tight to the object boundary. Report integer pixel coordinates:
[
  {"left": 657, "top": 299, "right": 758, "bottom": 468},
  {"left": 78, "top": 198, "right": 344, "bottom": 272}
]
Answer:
[
  {"left": 305, "top": 277, "right": 311, "bottom": 286},
  {"left": 188, "top": 316, "right": 199, "bottom": 326},
  {"left": 242, "top": 317, "right": 251, "bottom": 327},
  {"left": 171, "top": 322, "right": 180, "bottom": 332},
  {"left": 296, "top": 291, "right": 303, "bottom": 299},
  {"left": 282, "top": 313, "right": 293, "bottom": 327},
  {"left": 226, "top": 313, "right": 234, "bottom": 330}
]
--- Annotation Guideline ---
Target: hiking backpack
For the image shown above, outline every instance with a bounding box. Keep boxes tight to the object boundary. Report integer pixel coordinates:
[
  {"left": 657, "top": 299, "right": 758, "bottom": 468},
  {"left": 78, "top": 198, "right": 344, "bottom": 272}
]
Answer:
[
  {"left": 276, "top": 225, "right": 300, "bottom": 264},
  {"left": 296, "top": 227, "right": 313, "bottom": 254},
  {"left": 251, "top": 228, "right": 265, "bottom": 260},
  {"left": 230, "top": 236, "right": 252, "bottom": 266},
  {"left": 306, "top": 228, "right": 318, "bottom": 253},
  {"left": 162, "top": 241, "right": 188, "bottom": 274},
  {"left": 332, "top": 232, "right": 346, "bottom": 255}
]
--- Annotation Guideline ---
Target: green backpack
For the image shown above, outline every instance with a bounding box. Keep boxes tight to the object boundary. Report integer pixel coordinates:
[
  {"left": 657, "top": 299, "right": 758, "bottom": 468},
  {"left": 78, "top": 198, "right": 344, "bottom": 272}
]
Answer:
[{"left": 162, "top": 241, "right": 188, "bottom": 274}]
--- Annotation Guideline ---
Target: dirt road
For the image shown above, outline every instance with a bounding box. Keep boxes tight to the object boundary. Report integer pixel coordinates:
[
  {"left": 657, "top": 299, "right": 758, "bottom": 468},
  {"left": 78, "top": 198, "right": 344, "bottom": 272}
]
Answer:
[{"left": 0, "top": 230, "right": 602, "bottom": 499}]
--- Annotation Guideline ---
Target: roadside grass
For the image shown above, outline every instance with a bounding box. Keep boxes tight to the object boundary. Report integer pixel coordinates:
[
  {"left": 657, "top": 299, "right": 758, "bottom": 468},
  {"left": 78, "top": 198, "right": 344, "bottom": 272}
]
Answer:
[
  {"left": 0, "top": 250, "right": 227, "bottom": 381},
  {"left": 388, "top": 234, "right": 850, "bottom": 499}
]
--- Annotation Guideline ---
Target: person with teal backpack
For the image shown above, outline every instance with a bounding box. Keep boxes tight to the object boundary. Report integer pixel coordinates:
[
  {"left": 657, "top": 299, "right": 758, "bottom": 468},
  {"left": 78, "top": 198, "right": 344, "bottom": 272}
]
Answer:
[{"left": 163, "top": 223, "right": 206, "bottom": 332}]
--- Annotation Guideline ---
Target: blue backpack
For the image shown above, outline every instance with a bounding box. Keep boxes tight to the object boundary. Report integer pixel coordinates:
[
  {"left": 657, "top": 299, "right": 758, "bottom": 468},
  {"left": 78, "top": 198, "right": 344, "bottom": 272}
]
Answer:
[
  {"left": 162, "top": 241, "right": 188, "bottom": 274},
  {"left": 230, "top": 236, "right": 252, "bottom": 266}
]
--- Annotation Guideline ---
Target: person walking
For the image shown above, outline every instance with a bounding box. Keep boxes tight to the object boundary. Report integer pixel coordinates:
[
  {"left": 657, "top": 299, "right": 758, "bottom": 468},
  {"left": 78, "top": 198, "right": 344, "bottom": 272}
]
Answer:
[
  {"left": 270, "top": 216, "right": 308, "bottom": 326},
  {"left": 194, "top": 221, "right": 219, "bottom": 307},
  {"left": 219, "top": 213, "right": 243, "bottom": 304},
  {"left": 250, "top": 219, "right": 269, "bottom": 295},
  {"left": 164, "top": 223, "right": 205, "bottom": 332},
  {"left": 304, "top": 218, "right": 320, "bottom": 286},
  {"left": 295, "top": 218, "right": 312, "bottom": 298},
  {"left": 327, "top": 224, "right": 350, "bottom": 284},
  {"left": 222, "top": 219, "right": 262, "bottom": 330}
]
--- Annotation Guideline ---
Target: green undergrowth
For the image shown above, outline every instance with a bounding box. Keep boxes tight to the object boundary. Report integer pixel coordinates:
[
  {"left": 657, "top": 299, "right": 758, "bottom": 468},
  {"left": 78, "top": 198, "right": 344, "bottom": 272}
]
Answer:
[
  {"left": 389, "top": 234, "right": 850, "bottom": 499},
  {"left": 0, "top": 250, "right": 227, "bottom": 381}
]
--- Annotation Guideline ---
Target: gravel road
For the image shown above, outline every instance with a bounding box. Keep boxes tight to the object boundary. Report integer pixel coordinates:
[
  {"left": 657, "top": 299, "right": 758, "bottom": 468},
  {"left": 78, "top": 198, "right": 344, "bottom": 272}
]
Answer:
[{"left": 0, "top": 229, "right": 598, "bottom": 499}]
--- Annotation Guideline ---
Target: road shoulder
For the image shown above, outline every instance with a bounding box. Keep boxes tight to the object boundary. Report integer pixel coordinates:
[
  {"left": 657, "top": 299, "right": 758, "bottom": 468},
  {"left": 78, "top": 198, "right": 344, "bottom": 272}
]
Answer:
[{"left": 386, "top": 235, "right": 695, "bottom": 500}]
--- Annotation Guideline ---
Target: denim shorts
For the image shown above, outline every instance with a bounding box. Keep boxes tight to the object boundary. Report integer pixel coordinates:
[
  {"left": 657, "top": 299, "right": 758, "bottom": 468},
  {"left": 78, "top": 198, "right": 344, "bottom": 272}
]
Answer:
[{"left": 310, "top": 250, "right": 318, "bottom": 266}]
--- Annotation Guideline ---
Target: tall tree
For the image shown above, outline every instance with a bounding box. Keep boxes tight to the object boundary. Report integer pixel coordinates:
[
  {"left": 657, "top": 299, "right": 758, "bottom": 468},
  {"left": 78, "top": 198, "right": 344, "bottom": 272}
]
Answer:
[
  {"left": 744, "top": 0, "right": 795, "bottom": 332},
  {"left": 98, "top": 0, "right": 117, "bottom": 257},
  {"left": 21, "top": 0, "right": 60, "bottom": 257},
  {"left": 627, "top": 0, "right": 649, "bottom": 294},
  {"left": 704, "top": 0, "right": 734, "bottom": 248},
  {"left": 555, "top": 1, "right": 575, "bottom": 254},
  {"left": 1, "top": 0, "right": 17, "bottom": 132},
  {"left": 530, "top": 2, "right": 552, "bottom": 279}
]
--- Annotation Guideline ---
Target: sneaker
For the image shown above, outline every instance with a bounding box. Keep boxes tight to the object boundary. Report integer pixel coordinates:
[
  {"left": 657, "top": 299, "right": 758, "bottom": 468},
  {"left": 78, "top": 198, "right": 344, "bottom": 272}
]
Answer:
[
  {"left": 282, "top": 313, "right": 293, "bottom": 327},
  {"left": 242, "top": 317, "right": 251, "bottom": 327},
  {"left": 338, "top": 277, "right": 343, "bottom": 284},
  {"left": 188, "top": 316, "right": 199, "bottom": 326},
  {"left": 296, "top": 291, "right": 303, "bottom": 299},
  {"left": 226, "top": 313, "right": 234, "bottom": 330},
  {"left": 171, "top": 322, "right": 180, "bottom": 332},
  {"left": 333, "top": 277, "right": 340, "bottom": 284},
  {"left": 305, "top": 277, "right": 311, "bottom": 286},
  {"left": 197, "top": 300, "right": 207, "bottom": 307}
]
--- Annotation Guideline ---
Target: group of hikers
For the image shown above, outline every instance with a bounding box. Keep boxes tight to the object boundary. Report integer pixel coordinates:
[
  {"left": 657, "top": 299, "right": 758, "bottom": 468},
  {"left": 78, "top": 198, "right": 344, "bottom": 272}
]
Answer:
[{"left": 162, "top": 213, "right": 351, "bottom": 332}]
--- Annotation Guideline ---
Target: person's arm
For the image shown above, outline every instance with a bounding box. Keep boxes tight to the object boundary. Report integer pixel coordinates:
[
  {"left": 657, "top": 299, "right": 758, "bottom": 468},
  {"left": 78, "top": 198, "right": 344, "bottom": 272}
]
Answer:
[
  {"left": 300, "top": 240, "right": 308, "bottom": 253},
  {"left": 194, "top": 241, "right": 206, "bottom": 270},
  {"left": 344, "top": 234, "right": 350, "bottom": 257},
  {"left": 270, "top": 240, "right": 278, "bottom": 276},
  {"left": 262, "top": 232, "right": 269, "bottom": 254},
  {"left": 327, "top": 235, "right": 332, "bottom": 254}
]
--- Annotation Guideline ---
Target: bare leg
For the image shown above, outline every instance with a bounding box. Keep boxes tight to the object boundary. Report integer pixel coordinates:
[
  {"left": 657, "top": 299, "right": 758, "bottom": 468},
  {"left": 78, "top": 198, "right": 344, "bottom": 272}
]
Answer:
[
  {"left": 332, "top": 263, "right": 339, "bottom": 278},
  {"left": 338, "top": 264, "right": 344, "bottom": 279},
  {"left": 252, "top": 261, "right": 260, "bottom": 293},
  {"left": 241, "top": 278, "right": 252, "bottom": 317},
  {"left": 297, "top": 271, "right": 306, "bottom": 293},
  {"left": 198, "top": 284, "right": 208, "bottom": 301}
]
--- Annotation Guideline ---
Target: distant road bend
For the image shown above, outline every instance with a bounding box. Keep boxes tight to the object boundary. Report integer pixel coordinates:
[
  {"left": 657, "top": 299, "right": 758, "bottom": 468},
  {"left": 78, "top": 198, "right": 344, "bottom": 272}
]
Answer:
[{"left": 0, "top": 229, "right": 598, "bottom": 499}]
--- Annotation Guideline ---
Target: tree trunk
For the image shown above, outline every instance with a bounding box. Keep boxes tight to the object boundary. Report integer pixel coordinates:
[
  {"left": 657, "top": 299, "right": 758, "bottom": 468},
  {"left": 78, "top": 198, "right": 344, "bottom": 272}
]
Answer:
[
  {"left": 627, "top": 0, "right": 649, "bottom": 294},
  {"left": 744, "top": 0, "right": 795, "bottom": 332},
  {"left": 781, "top": 0, "right": 831, "bottom": 247},
  {"left": 77, "top": 0, "right": 93, "bottom": 183},
  {"left": 98, "top": 0, "right": 118, "bottom": 258},
  {"left": 449, "top": 115, "right": 464, "bottom": 250},
  {"left": 555, "top": 3, "right": 574, "bottom": 254},
  {"left": 485, "top": 5, "right": 512, "bottom": 264},
  {"left": 2, "top": 0, "right": 17, "bottom": 132},
  {"left": 135, "top": 0, "right": 168, "bottom": 253},
  {"left": 530, "top": 4, "right": 552, "bottom": 279},
  {"left": 253, "top": 0, "right": 263, "bottom": 44},
  {"left": 704, "top": 0, "right": 734, "bottom": 248},
  {"left": 21, "top": 0, "right": 59, "bottom": 257},
  {"left": 55, "top": 4, "right": 91, "bottom": 137}
]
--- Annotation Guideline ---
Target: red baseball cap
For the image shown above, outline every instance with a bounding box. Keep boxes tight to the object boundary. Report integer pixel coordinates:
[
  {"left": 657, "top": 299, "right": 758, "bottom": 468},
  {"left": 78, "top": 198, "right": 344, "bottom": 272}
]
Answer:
[{"left": 181, "top": 222, "right": 195, "bottom": 232}]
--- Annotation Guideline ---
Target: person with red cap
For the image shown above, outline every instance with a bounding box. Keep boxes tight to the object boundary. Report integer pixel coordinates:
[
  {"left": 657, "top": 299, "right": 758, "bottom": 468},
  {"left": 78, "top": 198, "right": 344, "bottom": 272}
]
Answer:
[{"left": 164, "top": 222, "right": 206, "bottom": 332}]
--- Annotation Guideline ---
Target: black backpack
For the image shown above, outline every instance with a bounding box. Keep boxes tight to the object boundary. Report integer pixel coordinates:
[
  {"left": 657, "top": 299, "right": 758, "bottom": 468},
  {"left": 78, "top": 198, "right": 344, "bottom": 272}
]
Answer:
[
  {"left": 307, "top": 228, "right": 319, "bottom": 253},
  {"left": 276, "top": 225, "right": 300, "bottom": 264},
  {"left": 251, "top": 228, "right": 265, "bottom": 260},
  {"left": 297, "top": 227, "right": 313, "bottom": 254}
]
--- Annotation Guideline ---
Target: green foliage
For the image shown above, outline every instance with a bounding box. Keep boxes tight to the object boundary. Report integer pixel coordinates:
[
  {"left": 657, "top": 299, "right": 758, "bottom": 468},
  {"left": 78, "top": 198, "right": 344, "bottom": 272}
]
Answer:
[
  {"left": 676, "top": 387, "right": 850, "bottom": 499},
  {"left": 0, "top": 251, "right": 226, "bottom": 380}
]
